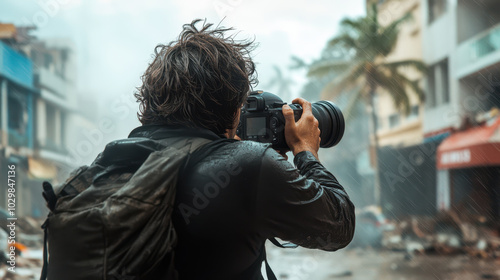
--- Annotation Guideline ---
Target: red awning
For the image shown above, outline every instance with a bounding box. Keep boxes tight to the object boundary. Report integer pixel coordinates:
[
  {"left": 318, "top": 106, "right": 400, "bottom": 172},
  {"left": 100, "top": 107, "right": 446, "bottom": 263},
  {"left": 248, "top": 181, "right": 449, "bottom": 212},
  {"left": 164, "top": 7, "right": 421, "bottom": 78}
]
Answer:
[{"left": 437, "top": 116, "right": 500, "bottom": 169}]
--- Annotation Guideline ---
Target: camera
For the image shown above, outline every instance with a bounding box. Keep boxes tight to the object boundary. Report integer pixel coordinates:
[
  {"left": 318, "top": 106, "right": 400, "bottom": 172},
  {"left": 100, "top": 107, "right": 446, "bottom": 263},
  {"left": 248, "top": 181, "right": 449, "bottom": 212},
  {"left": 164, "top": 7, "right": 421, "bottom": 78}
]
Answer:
[{"left": 237, "top": 90, "right": 345, "bottom": 150}]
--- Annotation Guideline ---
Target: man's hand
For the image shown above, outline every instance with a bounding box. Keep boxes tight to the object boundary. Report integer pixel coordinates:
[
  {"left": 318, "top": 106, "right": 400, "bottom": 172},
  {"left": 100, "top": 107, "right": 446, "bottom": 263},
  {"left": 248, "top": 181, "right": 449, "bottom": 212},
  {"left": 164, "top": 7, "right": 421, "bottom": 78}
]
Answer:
[{"left": 283, "top": 98, "right": 320, "bottom": 160}]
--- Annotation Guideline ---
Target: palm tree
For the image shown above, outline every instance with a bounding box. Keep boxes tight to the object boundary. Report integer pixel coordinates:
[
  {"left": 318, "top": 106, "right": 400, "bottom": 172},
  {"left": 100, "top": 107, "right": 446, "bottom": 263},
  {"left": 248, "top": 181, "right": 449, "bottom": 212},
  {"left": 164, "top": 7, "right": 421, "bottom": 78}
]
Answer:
[
  {"left": 307, "top": 3, "right": 427, "bottom": 204},
  {"left": 266, "top": 65, "right": 295, "bottom": 101}
]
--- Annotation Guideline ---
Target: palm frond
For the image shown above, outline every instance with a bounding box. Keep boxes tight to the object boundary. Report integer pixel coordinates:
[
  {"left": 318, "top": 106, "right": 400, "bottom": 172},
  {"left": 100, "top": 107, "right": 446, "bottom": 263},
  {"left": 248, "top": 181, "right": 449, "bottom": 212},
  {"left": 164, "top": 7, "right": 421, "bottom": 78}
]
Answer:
[
  {"left": 381, "top": 12, "right": 412, "bottom": 39},
  {"left": 307, "top": 59, "right": 352, "bottom": 78},
  {"left": 319, "top": 62, "right": 367, "bottom": 99},
  {"left": 389, "top": 70, "right": 426, "bottom": 103},
  {"left": 372, "top": 68, "right": 411, "bottom": 114},
  {"left": 340, "top": 18, "right": 366, "bottom": 33},
  {"left": 326, "top": 33, "right": 358, "bottom": 51},
  {"left": 273, "top": 65, "right": 283, "bottom": 79},
  {"left": 339, "top": 87, "right": 364, "bottom": 123},
  {"left": 289, "top": 56, "right": 308, "bottom": 70},
  {"left": 382, "top": 59, "right": 428, "bottom": 74},
  {"left": 320, "top": 76, "right": 358, "bottom": 100},
  {"left": 377, "top": 12, "right": 412, "bottom": 56},
  {"left": 368, "top": 3, "right": 379, "bottom": 37},
  {"left": 380, "top": 59, "right": 427, "bottom": 103}
]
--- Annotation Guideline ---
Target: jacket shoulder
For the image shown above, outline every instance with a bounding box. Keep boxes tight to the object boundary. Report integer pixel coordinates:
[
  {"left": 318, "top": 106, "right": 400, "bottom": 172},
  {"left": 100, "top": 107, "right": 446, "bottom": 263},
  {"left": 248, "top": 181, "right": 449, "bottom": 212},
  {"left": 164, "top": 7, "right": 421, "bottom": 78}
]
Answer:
[
  {"left": 222, "top": 140, "right": 270, "bottom": 157},
  {"left": 193, "top": 140, "right": 271, "bottom": 170}
]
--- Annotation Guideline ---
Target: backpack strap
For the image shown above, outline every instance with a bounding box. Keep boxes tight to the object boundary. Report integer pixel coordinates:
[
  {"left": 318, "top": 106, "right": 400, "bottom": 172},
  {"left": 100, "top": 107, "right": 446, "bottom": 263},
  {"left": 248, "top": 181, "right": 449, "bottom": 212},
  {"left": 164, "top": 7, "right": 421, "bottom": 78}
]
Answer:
[
  {"left": 42, "top": 181, "right": 57, "bottom": 212},
  {"left": 180, "top": 137, "right": 237, "bottom": 176},
  {"left": 40, "top": 209, "right": 50, "bottom": 280},
  {"left": 40, "top": 180, "right": 57, "bottom": 280}
]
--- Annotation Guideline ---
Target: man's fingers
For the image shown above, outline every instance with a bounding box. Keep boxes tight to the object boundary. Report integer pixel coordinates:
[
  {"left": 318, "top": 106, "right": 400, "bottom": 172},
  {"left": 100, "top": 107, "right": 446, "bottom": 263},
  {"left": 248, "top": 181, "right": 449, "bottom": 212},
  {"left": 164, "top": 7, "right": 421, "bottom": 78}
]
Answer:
[
  {"left": 284, "top": 98, "right": 320, "bottom": 158},
  {"left": 282, "top": 104, "right": 296, "bottom": 128},
  {"left": 292, "top": 97, "right": 313, "bottom": 116}
]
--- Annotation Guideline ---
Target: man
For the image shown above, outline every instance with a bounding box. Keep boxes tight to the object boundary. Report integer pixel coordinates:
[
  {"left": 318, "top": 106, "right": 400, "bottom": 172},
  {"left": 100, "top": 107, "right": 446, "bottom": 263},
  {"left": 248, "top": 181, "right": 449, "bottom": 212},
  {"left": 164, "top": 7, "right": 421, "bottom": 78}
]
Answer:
[{"left": 129, "top": 19, "right": 355, "bottom": 279}]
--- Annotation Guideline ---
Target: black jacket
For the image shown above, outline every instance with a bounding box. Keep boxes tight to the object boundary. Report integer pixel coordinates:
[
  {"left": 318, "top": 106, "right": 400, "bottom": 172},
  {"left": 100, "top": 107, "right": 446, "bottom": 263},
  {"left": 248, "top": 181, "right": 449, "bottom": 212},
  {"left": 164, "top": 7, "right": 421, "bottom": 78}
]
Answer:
[{"left": 129, "top": 125, "right": 355, "bottom": 280}]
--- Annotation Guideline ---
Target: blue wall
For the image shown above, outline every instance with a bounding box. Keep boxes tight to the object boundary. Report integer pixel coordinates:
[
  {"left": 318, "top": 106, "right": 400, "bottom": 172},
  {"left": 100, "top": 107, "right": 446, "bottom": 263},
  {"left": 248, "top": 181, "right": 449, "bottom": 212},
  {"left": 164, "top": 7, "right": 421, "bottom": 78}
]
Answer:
[
  {"left": 0, "top": 41, "right": 35, "bottom": 149},
  {"left": 0, "top": 41, "right": 33, "bottom": 88}
]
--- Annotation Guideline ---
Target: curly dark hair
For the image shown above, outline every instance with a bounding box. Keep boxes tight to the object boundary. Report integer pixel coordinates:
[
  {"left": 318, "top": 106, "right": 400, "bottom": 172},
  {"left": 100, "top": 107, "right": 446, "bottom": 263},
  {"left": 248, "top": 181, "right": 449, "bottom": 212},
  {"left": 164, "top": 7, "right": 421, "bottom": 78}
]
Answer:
[{"left": 135, "top": 19, "right": 257, "bottom": 135}]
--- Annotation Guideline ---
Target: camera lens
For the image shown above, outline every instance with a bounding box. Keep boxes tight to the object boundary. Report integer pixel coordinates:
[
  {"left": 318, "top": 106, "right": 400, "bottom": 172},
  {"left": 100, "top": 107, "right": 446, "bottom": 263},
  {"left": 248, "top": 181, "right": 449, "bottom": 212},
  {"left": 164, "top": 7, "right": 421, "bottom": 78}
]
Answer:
[{"left": 311, "top": 101, "right": 345, "bottom": 148}]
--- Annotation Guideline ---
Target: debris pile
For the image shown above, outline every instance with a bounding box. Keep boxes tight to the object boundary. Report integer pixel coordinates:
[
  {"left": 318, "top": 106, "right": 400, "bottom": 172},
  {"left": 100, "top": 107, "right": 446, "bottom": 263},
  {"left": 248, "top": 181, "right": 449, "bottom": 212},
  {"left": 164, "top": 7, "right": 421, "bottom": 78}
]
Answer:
[
  {"left": 382, "top": 211, "right": 500, "bottom": 260},
  {"left": 0, "top": 216, "right": 44, "bottom": 280}
]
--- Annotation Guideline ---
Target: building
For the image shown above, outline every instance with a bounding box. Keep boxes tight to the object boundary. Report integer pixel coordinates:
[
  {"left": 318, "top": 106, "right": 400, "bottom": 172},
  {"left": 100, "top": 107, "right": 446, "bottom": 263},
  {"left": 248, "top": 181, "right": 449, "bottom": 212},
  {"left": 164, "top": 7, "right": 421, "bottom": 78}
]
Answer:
[
  {"left": 370, "top": 0, "right": 500, "bottom": 220},
  {"left": 375, "top": 0, "right": 424, "bottom": 147},
  {"left": 0, "top": 23, "right": 38, "bottom": 217},
  {"left": 421, "top": 0, "right": 500, "bottom": 221},
  {"left": 28, "top": 38, "right": 79, "bottom": 176},
  {"left": 0, "top": 23, "right": 95, "bottom": 217},
  {"left": 422, "top": 0, "right": 500, "bottom": 139},
  {"left": 360, "top": 0, "right": 441, "bottom": 217}
]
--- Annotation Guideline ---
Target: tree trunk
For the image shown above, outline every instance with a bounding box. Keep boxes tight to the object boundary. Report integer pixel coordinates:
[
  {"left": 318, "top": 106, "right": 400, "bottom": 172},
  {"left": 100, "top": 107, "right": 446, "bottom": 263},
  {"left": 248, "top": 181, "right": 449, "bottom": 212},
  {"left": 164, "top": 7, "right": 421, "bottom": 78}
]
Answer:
[{"left": 368, "top": 84, "right": 381, "bottom": 206}]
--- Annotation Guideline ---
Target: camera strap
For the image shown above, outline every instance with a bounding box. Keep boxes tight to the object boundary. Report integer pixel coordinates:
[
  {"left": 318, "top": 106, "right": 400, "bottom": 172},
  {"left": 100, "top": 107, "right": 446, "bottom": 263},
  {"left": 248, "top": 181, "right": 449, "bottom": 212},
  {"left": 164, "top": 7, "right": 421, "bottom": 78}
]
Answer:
[
  {"left": 241, "top": 242, "right": 277, "bottom": 280},
  {"left": 263, "top": 245, "right": 277, "bottom": 280},
  {"left": 269, "top": 237, "right": 298, "bottom": 249}
]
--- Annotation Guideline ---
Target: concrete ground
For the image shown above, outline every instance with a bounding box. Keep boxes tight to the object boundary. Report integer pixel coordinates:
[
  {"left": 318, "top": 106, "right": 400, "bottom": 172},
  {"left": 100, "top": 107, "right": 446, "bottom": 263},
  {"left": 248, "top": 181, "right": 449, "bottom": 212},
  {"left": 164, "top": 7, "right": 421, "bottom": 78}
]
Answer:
[
  {"left": 266, "top": 243, "right": 500, "bottom": 280},
  {"left": 3, "top": 244, "right": 500, "bottom": 279}
]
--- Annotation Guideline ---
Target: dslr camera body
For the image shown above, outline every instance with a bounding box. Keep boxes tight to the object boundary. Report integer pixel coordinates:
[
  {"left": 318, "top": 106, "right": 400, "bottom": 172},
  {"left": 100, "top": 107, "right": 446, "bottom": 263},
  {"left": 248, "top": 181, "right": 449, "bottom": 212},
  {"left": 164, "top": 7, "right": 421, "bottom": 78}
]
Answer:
[{"left": 237, "top": 90, "right": 345, "bottom": 150}]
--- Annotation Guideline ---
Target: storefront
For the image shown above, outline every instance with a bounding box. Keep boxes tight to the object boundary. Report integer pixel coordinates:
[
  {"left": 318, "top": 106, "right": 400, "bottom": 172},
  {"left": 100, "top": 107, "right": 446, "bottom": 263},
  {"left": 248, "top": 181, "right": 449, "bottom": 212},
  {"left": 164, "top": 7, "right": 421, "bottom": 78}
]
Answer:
[
  {"left": 378, "top": 141, "right": 441, "bottom": 219},
  {"left": 436, "top": 116, "right": 500, "bottom": 221}
]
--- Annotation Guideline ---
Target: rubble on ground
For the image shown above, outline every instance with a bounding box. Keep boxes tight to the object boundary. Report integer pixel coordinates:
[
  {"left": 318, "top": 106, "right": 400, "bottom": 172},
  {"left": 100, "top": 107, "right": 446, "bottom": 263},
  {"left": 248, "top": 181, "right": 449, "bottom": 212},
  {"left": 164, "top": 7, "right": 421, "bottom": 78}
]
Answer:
[
  {"left": 382, "top": 210, "right": 500, "bottom": 260},
  {"left": 0, "top": 217, "right": 44, "bottom": 280}
]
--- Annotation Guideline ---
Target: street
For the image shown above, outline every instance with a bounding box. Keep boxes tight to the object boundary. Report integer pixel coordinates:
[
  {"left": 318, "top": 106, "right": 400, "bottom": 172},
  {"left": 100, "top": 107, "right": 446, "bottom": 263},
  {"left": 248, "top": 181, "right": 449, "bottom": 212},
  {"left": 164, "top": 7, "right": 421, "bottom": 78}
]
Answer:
[
  {"left": 1, "top": 244, "right": 500, "bottom": 279},
  {"left": 267, "top": 243, "right": 500, "bottom": 280}
]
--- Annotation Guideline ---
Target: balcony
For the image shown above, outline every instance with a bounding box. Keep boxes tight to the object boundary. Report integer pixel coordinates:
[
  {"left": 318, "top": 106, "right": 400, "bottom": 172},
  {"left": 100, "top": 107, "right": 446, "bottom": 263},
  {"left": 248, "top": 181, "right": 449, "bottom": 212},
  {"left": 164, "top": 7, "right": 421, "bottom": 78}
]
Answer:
[
  {"left": 37, "top": 67, "right": 69, "bottom": 97},
  {"left": 8, "top": 130, "right": 30, "bottom": 148},
  {"left": 0, "top": 42, "right": 33, "bottom": 88},
  {"left": 36, "top": 138, "right": 67, "bottom": 155},
  {"left": 456, "top": 23, "right": 500, "bottom": 77}
]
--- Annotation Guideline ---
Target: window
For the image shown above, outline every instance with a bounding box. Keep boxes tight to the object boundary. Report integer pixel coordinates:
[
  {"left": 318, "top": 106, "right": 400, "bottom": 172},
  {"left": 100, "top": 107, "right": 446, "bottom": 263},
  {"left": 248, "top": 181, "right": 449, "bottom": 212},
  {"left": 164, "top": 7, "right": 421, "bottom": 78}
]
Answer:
[
  {"left": 427, "top": 59, "right": 449, "bottom": 108},
  {"left": 44, "top": 53, "right": 53, "bottom": 69},
  {"left": 8, "top": 88, "right": 28, "bottom": 134},
  {"left": 377, "top": 116, "right": 385, "bottom": 131},
  {"left": 441, "top": 61, "right": 450, "bottom": 104},
  {"left": 427, "top": 73, "right": 436, "bottom": 107},
  {"left": 407, "top": 105, "right": 420, "bottom": 121},
  {"left": 8, "top": 96, "right": 23, "bottom": 130},
  {"left": 389, "top": 114, "right": 400, "bottom": 128},
  {"left": 60, "top": 112, "right": 65, "bottom": 147},
  {"left": 428, "top": 0, "right": 447, "bottom": 24},
  {"left": 46, "top": 103, "right": 57, "bottom": 145}
]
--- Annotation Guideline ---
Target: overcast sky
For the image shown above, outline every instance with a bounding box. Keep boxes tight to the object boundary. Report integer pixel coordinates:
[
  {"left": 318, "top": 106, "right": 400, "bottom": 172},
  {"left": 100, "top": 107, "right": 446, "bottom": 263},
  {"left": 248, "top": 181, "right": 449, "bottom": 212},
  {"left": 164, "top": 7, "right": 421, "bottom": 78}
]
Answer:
[{"left": 1, "top": 0, "right": 365, "bottom": 133}]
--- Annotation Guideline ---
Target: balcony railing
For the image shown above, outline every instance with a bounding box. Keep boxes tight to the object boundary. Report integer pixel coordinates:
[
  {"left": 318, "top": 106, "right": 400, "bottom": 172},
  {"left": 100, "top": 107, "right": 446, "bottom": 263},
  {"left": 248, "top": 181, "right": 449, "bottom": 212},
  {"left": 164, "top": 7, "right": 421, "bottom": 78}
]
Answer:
[
  {"left": 8, "top": 130, "right": 31, "bottom": 149},
  {"left": 457, "top": 23, "right": 500, "bottom": 68},
  {"left": 0, "top": 42, "right": 33, "bottom": 88},
  {"left": 36, "top": 138, "right": 68, "bottom": 155}
]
